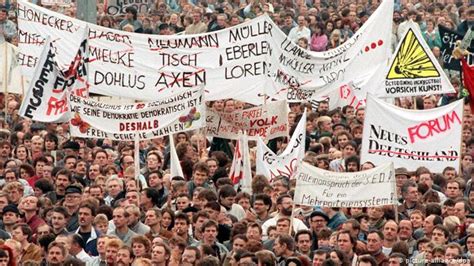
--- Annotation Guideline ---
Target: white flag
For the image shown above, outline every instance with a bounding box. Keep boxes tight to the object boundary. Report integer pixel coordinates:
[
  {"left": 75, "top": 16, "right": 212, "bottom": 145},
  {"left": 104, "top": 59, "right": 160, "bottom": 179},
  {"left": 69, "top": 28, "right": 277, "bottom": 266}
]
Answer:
[
  {"left": 229, "top": 132, "right": 252, "bottom": 194},
  {"left": 256, "top": 109, "right": 306, "bottom": 181},
  {"left": 169, "top": 135, "right": 184, "bottom": 178}
]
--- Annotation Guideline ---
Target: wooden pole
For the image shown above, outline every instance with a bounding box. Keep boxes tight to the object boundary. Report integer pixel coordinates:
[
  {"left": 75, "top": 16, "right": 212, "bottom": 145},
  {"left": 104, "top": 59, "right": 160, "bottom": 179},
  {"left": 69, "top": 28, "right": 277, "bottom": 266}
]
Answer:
[
  {"left": 288, "top": 203, "right": 295, "bottom": 235},
  {"left": 3, "top": 43, "right": 8, "bottom": 119},
  {"left": 134, "top": 133, "right": 140, "bottom": 180}
]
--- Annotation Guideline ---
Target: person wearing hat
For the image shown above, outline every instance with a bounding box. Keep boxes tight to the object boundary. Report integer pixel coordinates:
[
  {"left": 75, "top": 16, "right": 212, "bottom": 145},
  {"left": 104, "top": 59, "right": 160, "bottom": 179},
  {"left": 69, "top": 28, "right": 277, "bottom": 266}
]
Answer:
[
  {"left": 2, "top": 204, "right": 20, "bottom": 235},
  {"left": 395, "top": 167, "right": 409, "bottom": 199},
  {"left": 64, "top": 185, "right": 83, "bottom": 232},
  {"left": 308, "top": 210, "right": 329, "bottom": 251},
  {"left": 119, "top": 6, "right": 143, "bottom": 33}
]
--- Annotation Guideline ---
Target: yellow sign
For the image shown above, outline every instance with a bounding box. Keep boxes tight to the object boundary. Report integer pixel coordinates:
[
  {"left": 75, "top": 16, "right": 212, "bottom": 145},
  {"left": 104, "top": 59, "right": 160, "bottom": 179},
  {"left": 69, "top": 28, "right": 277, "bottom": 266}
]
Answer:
[{"left": 387, "top": 29, "right": 440, "bottom": 79}]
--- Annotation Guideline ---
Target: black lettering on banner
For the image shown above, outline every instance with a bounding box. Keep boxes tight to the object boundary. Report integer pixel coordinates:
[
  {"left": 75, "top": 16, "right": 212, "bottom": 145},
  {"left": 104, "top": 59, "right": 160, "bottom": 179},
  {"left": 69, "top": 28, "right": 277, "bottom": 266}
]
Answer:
[
  {"left": 18, "top": 4, "right": 76, "bottom": 32},
  {"left": 106, "top": 0, "right": 151, "bottom": 16},
  {"left": 281, "top": 39, "right": 311, "bottom": 59},
  {"left": 320, "top": 69, "right": 345, "bottom": 84},
  {"left": 279, "top": 54, "right": 315, "bottom": 74},
  {"left": 18, "top": 53, "right": 38, "bottom": 68},
  {"left": 23, "top": 48, "right": 56, "bottom": 118},
  {"left": 89, "top": 46, "right": 134, "bottom": 67},
  {"left": 94, "top": 71, "right": 146, "bottom": 90},
  {"left": 369, "top": 124, "right": 408, "bottom": 145},
  {"left": 224, "top": 61, "right": 270, "bottom": 79},
  {"left": 161, "top": 53, "right": 198, "bottom": 67},
  {"left": 148, "top": 34, "right": 219, "bottom": 50},
  {"left": 228, "top": 20, "right": 273, "bottom": 43},
  {"left": 274, "top": 69, "right": 301, "bottom": 88},
  {"left": 155, "top": 71, "right": 206, "bottom": 89},
  {"left": 18, "top": 29, "right": 45, "bottom": 45},
  {"left": 225, "top": 41, "right": 272, "bottom": 61},
  {"left": 89, "top": 29, "right": 132, "bottom": 45},
  {"left": 319, "top": 53, "right": 350, "bottom": 74}
]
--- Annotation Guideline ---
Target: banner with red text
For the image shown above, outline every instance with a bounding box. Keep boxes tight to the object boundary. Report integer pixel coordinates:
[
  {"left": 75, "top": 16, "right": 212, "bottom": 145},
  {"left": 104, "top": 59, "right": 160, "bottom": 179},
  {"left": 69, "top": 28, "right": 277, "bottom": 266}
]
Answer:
[
  {"left": 18, "top": 0, "right": 392, "bottom": 105},
  {"left": 68, "top": 87, "right": 205, "bottom": 141},
  {"left": 206, "top": 100, "right": 288, "bottom": 140},
  {"left": 360, "top": 94, "right": 463, "bottom": 172},
  {"left": 256, "top": 109, "right": 306, "bottom": 180},
  {"left": 294, "top": 162, "right": 397, "bottom": 207},
  {"left": 19, "top": 35, "right": 89, "bottom": 122}
]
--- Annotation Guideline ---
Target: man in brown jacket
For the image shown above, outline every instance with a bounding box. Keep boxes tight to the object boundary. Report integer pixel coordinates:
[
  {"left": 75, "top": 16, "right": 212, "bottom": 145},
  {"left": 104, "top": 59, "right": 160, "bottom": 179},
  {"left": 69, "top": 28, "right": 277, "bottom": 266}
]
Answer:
[{"left": 11, "top": 223, "right": 42, "bottom": 264}]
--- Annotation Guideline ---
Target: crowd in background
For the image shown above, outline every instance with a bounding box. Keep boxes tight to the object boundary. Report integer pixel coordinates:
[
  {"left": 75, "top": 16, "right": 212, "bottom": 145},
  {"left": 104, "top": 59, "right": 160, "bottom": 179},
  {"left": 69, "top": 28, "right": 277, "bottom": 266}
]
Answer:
[{"left": 0, "top": 0, "right": 472, "bottom": 265}]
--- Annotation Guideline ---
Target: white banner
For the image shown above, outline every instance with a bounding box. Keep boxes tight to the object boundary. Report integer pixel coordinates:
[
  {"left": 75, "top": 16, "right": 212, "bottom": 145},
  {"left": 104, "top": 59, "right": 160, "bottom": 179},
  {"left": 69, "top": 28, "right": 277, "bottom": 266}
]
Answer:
[
  {"left": 366, "top": 21, "right": 455, "bottom": 98},
  {"left": 294, "top": 162, "right": 397, "bottom": 207},
  {"left": 18, "top": 0, "right": 392, "bottom": 105},
  {"left": 206, "top": 101, "right": 288, "bottom": 140},
  {"left": 0, "top": 41, "right": 25, "bottom": 95},
  {"left": 19, "top": 35, "right": 89, "bottom": 123},
  {"left": 360, "top": 94, "right": 463, "bottom": 172},
  {"left": 69, "top": 87, "right": 205, "bottom": 141},
  {"left": 256, "top": 109, "right": 306, "bottom": 180},
  {"left": 169, "top": 135, "right": 184, "bottom": 178}
]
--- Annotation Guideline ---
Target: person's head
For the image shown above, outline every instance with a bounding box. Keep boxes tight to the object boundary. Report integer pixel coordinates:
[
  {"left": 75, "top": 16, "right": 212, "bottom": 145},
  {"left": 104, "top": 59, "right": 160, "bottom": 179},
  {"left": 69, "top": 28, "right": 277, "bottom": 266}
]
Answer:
[
  {"left": 173, "top": 212, "right": 190, "bottom": 237},
  {"left": 12, "top": 223, "right": 32, "bottom": 244},
  {"left": 398, "top": 219, "right": 413, "bottom": 241},
  {"left": 182, "top": 246, "right": 201, "bottom": 265},
  {"left": 125, "top": 6, "right": 137, "bottom": 20},
  {"left": 366, "top": 230, "right": 384, "bottom": 254},
  {"left": 246, "top": 222, "right": 263, "bottom": 242},
  {"left": 383, "top": 220, "right": 398, "bottom": 242},
  {"left": 218, "top": 184, "right": 236, "bottom": 209},
  {"left": 273, "top": 234, "right": 295, "bottom": 257},
  {"left": 276, "top": 217, "right": 291, "bottom": 235},
  {"left": 446, "top": 179, "right": 462, "bottom": 199},
  {"left": 113, "top": 207, "right": 129, "bottom": 229},
  {"left": 336, "top": 230, "right": 356, "bottom": 254},
  {"left": 357, "top": 255, "right": 377, "bottom": 266},
  {"left": 131, "top": 235, "right": 151, "bottom": 258},
  {"left": 312, "top": 249, "right": 328, "bottom": 266},
  {"left": 47, "top": 241, "right": 67, "bottom": 265},
  {"left": 106, "top": 176, "right": 123, "bottom": 198},
  {"left": 431, "top": 224, "right": 449, "bottom": 245},
  {"left": 201, "top": 219, "right": 219, "bottom": 245},
  {"left": 152, "top": 243, "right": 171, "bottom": 265},
  {"left": 401, "top": 181, "right": 419, "bottom": 204},
  {"left": 276, "top": 194, "right": 293, "bottom": 216},
  {"left": 51, "top": 206, "right": 69, "bottom": 231},
  {"left": 295, "top": 230, "right": 312, "bottom": 254},
  {"left": 192, "top": 162, "right": 209, "bottom": 186},
  {"left": 117, "top": 246, "right": 133, "bottom": 266},
  {"left": 105, "top": 238, "right": 123, "bottom": 265}
]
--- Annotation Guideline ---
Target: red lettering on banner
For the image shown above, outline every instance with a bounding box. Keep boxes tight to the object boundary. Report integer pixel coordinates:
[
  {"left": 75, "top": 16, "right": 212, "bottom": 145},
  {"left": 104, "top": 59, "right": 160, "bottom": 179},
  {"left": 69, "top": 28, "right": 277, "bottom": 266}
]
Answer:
[
  {"left": 407, "top": 110, "right": 461, "bottom": 144},
  {"left": 268, "top": 158, "right": 298, "bottom": 181},
  {"left": 46, "top": 96, "right": 68, "bottom": 116},
  {"left": 249, "top": 116, "right": 278, "bottom": 127},
  {"left": 339, "top": 84, "right": 365, "bottom": 109}
]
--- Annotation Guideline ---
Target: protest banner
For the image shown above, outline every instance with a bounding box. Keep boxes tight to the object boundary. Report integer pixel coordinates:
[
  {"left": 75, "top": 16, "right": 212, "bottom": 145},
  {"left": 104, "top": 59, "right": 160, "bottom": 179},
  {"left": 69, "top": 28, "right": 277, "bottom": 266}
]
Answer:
[
  {"left": 308, "top": 82, "right": 366, "bottom": 110},
  {"left": 19, "top": 31, "right": 89, "bottom": 123},
  {"left": 360, "top": 94, "right": 463, "bottom": 172},
  {"left": 229, "top": 132, "right": 252, "bottom": 194},
  {"left": 368, "top": 21, "right": 455, "bottom": 98},
  {"left": 206, "top": 101, "right": 288, "bottom": 140},
  {"left": 68, "top": 87, "right": 205, "bottom": 141},
  {"left": 438, "top": 25, "right": 474, "bottom": 71},
  {"left": 256, "top": 109, "right": 306, "bottom": 181},
  {"left": 293, "top": 162, "right": 397, "bottom": 208},
  {"left": 0, "top": 40, "right": 24, "bottom": 95},
  {"left": 18, "top": 0, "right": 392, "bottom": 105},
  {"left": 169, "top": 135, "right": 184, "bottom": 178},
  {"left": 105, "top": 0, "right": 152, "bottom": 16}
]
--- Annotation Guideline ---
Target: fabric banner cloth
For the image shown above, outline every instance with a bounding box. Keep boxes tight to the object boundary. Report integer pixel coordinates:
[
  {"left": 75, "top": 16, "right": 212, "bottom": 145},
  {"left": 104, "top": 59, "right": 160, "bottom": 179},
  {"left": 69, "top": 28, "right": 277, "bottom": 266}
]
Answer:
[
  {"left": 438, "top": 25, "right": 473, "bottom": 71},
  {"left": 18, "top": 0, "right": 392, "bottom": 105},
  {"left": 69, "top": 87, "right": 205, "bottom": 141},
  {"left": 229, "top": 132, "right": 252, "bottom": 194},
  {"left": 360, "top": 94, "right": 463, "bottom": 172},
  {"left": 256, "top": 109, "right": 306, "bottom": 181},
  {"left": 19, "top": 34, "right": 89, "bottom": 122},
  {"left": 0, "top": 41, "right": 24, "bottom": 95},
  {"left": 206, "top": 100, "right": 288, "bottom": 140},
  {"left": 294, "top": 162, "right": 397, "bottom": 207},
  {"left": 367, "top": 21, "right": 455, "bottom": 98}
]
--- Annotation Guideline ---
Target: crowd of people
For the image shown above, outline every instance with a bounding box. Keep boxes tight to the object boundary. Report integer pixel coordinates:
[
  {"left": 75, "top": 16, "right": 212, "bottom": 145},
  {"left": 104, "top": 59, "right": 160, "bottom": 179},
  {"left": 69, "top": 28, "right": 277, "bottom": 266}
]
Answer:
[{"left": 0, "top": 0, "right": 473, "bottom": 265}]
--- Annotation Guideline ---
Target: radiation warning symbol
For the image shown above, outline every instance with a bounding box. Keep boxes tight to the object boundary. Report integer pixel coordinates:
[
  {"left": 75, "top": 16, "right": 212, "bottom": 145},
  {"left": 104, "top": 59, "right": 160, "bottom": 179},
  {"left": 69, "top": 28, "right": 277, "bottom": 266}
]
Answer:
[{"left": 386, "top": 29, "right": 440, "bottom": 79}]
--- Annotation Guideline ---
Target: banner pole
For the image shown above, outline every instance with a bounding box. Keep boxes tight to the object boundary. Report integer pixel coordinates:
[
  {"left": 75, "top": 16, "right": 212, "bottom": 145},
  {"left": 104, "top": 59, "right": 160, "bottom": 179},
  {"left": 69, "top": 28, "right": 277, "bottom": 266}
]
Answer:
[
  {"left": 412, "top": 96, "right": 417, "bottom": 110},
  {"left": 3, "top": 43, "right": 8, "bottom": 119},
  {"left": 288, "top": 203, "right": 295, "bottom": 235},
  {"left": 459, "top": 104, "right": 465, "bottom": 175},
  {"left": 134, "top": 134, "right": 140, "bottom": 181}
]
